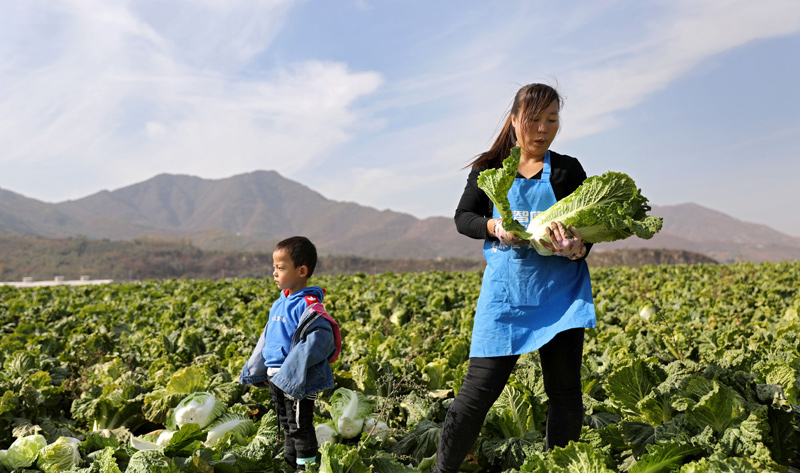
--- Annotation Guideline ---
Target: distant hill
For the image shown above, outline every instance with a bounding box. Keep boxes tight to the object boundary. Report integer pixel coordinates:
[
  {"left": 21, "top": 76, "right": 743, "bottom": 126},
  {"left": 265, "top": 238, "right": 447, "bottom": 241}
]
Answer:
[
  {"left": 1, "top": 172, "right": 798, "bottom": 263},
  {"left": 0, "top": 235, "right": 716, "bottom": 283},
  {"left": 597, "top": 203, "right": 800, "bottom": 263},
  {"left": 585, "top": 248, "right": 717, "bottom": 267},
  {"left": 0, "top": 236, "right": 484, "bottom": 281},
  {"left": 1, "top": 171, "right": 479, "bottom": 260}
]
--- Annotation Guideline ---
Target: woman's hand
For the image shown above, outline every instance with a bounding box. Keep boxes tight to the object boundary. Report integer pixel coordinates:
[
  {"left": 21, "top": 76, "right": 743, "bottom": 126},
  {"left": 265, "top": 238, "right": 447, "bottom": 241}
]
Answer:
[
  {"left": 492, "top": 219, "right": 528, "bottom": 246},
  {"left": 542, "top": 221, "right": 587, "bottom": 260}
]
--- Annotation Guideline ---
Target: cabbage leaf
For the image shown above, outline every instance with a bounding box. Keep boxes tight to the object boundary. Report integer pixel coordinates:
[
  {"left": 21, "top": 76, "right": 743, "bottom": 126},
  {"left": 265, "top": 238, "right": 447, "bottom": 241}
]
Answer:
[
  {"left": 0, "top": 434, "right": 47, "bottom": 470},
  {"left": 477, "top": 147, "right": 663, "bottom": 255},
  {"left": 166, "top": 392, "right": 227, "bottom": 430},
  {"left": 204, "top": 412, "right": 256, "bottom": 447},
  {"left": 329, "top": 388, "right": 375, "bottom": 440},
  {"left": 37, "top": 436, "right": 81, "bottom": 473},
  {"left": 476, "top": 147, "right": 529, "bottom": 238}
]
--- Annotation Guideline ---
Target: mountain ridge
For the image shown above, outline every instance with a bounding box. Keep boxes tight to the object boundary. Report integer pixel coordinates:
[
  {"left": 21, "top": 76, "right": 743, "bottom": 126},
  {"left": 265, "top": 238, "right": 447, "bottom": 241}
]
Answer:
[{"left": 2, "top": 172, "right": 798, "bottom": 263}]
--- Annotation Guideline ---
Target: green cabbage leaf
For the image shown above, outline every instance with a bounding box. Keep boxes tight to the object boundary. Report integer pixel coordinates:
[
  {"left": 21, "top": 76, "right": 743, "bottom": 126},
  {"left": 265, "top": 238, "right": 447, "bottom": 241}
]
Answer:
[
  {"left": 477, "top": 147, "right": 663, "bottom": 255},
  {"left": 37, "top": 436, "right": 81, "bottom": 473},
  {"left": 477, "top": 147, "right": 530, "bottom": 238},
  {"left": 0, "top": 434, "right": 47, "bottom": 470},
  {"left": 166, "top": 392, "right": 227, "bottom": 430},
  {"left": 329, "top": 388, "right": 375, "bottom": 439}
]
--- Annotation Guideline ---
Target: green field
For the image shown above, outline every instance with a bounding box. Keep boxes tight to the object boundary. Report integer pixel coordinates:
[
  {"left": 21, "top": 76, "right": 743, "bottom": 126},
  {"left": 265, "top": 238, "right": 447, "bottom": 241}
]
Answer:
[{"left": 1, "top": 262, "right": 799, "bottom": 472}]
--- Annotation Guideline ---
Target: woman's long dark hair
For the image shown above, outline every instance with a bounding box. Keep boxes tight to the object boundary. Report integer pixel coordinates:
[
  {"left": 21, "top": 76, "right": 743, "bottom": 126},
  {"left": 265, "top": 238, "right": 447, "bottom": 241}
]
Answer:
[{"left": 468, "top": 83, "right": 563, "bottom": 170}]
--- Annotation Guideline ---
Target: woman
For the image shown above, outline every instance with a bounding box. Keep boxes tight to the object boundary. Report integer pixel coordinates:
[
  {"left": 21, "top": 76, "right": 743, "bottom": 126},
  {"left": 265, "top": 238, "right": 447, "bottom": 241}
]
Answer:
[{"left": 434, "top": 83, "right": 596, "bottom": 472}]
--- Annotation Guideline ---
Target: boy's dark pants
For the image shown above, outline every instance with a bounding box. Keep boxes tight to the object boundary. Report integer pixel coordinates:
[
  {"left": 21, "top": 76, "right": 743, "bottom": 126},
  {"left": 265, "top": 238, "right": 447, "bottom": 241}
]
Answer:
[{"left": 268, "top": 378, "right": 318, "bottom": 468}]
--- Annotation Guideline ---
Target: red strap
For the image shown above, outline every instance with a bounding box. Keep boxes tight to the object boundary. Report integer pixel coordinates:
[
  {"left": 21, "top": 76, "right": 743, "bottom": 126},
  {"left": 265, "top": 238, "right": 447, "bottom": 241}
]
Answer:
[{"left": 310, "top": 302, "right": 342, "bottom": 363}]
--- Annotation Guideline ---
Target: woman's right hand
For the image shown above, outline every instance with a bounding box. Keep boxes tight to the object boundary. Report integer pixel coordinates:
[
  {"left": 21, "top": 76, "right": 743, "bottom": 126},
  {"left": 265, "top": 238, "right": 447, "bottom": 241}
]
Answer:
[{"left": 491, "top": 219, "right": 527, "bottom": 246}]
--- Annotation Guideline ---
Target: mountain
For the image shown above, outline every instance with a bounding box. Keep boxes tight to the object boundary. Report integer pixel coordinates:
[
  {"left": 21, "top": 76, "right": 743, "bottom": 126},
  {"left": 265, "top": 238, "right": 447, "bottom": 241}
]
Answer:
[
  {"left": 0, "top": 187, "right": 85, "bottom": 237},
  {"left": 2, "top": 173, "right": 798, "bottom": 263},
  {"left": 596, "top": 203, "right": 800, "bottom": 263},
  {"left": 2, "top": 172, "right": 481, "bottom": 260}
]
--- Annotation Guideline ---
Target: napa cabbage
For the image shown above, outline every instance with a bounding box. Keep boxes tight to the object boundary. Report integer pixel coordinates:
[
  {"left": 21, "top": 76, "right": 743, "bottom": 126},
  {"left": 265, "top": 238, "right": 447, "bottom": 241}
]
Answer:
[
  {"left": 316, "top": 421, "right": 340, "bottom": 445},
  {"left": 389, "top": 419, "right": 441, "bottom": 463},
  {"left": 319, "top": 443, "right": 370, "bottom": 473},
  {"left": 477, "top": 147, "right": 529, "bottom": 237},
  {"left": 0, "top": 434, "right": 47, "bottom": 470},
  {"left": 204, "top": 413, "right": 256, "bottom": 447},
  {"left": 640, "top": 304, "right": 657, "bottom": 322},
  {"left": 130, "top": 435, "right": 161, "bottom": 451},
  {"left": 362, "top": 417, "right": 392, "bottom": 442},
  {"left": 167, "top": 391, "right": 227, "bottom": 430},
  {"left": 37, "top": 437, "right": 81, "bottom": 473},
  {"left": 329, "top": 388, "right": 375, "bottom": 439},
  {"left": 157, "top": 429, "right": 176, "bottom": 446},
  {"left": 126, "top": 449, "right": 175, "bottom": 473},
  {"left": 477, "top": 147, "right": 663, "bottom": 255}
]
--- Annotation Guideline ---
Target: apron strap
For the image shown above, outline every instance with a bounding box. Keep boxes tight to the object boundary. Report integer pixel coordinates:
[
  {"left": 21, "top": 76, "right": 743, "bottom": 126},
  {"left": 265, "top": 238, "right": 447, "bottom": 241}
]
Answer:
[{"left": 541, "top": 151, "right": 551, "bottom": 180}]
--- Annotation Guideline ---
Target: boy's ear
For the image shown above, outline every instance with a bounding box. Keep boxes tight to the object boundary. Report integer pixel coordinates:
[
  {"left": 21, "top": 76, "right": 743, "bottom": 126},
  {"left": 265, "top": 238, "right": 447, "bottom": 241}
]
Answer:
[{"left": 299, "top": 265, "right": 309, "bottom": 278}]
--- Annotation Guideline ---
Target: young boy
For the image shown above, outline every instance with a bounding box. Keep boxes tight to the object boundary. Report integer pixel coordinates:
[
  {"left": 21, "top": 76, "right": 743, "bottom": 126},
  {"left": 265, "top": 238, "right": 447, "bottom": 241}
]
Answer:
[{"left": 240, "top": 236, "right": 341, "bottom": 470}]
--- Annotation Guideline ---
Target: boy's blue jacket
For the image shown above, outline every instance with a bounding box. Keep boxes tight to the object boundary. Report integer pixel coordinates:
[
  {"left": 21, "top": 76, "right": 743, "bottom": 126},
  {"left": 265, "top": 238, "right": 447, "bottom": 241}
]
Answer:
[{"left": 239, "top": 286, "right": 341, "bottom": 400}]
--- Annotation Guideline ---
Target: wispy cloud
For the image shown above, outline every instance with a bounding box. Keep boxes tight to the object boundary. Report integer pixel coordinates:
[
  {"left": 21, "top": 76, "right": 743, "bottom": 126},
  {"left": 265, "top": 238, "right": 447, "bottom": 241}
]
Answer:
[
  {"left": 558, "top": 0, "right": 800, "bottom": 140},
  {"left": 311, "top": 0, "right": 800, "bottom": 220},
  {"left": 1, "top": 0, "right": 798, "bottom": 235},
  {"left": 0, "top": 0, "right": 382, "bottom": 200}
]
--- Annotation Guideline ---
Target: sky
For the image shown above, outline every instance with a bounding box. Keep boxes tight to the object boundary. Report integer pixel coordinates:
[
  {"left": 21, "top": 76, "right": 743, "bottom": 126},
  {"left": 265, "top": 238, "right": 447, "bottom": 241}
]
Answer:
[{"left": 1, "top": 0, "right": 799, "bottom": 236}]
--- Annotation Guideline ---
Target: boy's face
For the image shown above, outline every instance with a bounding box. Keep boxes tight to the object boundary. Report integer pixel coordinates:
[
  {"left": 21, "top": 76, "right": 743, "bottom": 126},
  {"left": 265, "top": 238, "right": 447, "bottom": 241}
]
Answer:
[{"left": 272, "top": 249, "right": 307, "bottom": 294}]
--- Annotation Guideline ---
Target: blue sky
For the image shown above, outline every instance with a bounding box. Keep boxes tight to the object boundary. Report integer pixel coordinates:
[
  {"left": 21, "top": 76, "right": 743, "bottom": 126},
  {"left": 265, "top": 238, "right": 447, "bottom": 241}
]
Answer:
[{"left": 2, "top": 0, "right": 799, "bottom": 236}]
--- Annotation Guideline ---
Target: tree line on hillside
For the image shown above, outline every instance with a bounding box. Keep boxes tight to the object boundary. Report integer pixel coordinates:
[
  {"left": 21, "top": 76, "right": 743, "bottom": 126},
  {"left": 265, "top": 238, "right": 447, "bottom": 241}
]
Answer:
[
  {"left": 0, "top": 236, "right": 483, "bottom": 282},
  {"left": 0, "top": 235, "right": 716, "bottom": 283}
]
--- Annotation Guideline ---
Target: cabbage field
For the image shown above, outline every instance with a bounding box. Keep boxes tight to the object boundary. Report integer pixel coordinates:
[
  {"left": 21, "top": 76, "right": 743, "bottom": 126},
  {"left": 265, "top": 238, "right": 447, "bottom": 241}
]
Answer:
[{"left": 1, "top": 262, "right": 799, "bottom": 472}]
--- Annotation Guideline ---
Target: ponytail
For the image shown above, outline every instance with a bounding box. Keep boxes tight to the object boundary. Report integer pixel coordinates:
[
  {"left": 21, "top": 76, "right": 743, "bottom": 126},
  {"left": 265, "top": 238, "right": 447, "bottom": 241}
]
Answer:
[{"left": 466, "top": 114, "right": 517, "bottom": 170}]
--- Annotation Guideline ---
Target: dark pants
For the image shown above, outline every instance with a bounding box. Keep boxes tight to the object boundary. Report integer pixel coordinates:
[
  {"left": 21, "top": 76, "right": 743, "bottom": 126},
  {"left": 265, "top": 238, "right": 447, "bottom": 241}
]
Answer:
[
  {"left": 433, "top": 328, "right": 585, "bottom": 473},
  {"left": 268, "top": 379, "right": 318, "bottom": 468}
]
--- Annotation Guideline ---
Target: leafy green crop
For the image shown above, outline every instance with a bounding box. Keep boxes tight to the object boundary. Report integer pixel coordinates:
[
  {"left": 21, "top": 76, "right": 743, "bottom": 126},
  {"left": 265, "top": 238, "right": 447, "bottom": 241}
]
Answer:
[
  {"left": 0, "top": 263, "right": 798, "bottom": 471},
  {"left": 477, "top": 147, "right": 530, "bottom": 237},
  {"left": 526, "top": 171, "right": 663, "bottom": 255},
  {"left": 477, "top": 147, "right": 663, "bottom": 254}
]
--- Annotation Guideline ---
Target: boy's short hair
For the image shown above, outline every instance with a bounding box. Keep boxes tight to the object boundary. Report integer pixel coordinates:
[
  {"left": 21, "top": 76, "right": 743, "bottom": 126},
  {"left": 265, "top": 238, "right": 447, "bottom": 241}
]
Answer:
[{"left": 275, "top": 236, "right": 318, "bottom": 278}]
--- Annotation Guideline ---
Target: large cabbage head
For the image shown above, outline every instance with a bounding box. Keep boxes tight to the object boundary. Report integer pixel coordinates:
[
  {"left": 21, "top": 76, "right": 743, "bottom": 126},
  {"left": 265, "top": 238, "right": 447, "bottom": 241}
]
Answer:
[
  {"left": 477, "top": 149, "right": 662, "bottom": 255},
  {"left": 167, "top": 392, "right": 227, "bottom": 430},
  {"left": 315, "top": 421, "right": 340, "bottom": 446},
  {"left": 0, "top": 434, "right": 47, "bottom": 470},
  {"left": 329, "top": 388, "right": 375, "bottom": 440},
  {"left": 126, "top": 449, "right": 175, "bottom": 473},
  {"left": 526, "top": 171, "right": 663, "bottom": 255},
  {"left": 37, "top": 437, "right": 81, "bottom": 473}
]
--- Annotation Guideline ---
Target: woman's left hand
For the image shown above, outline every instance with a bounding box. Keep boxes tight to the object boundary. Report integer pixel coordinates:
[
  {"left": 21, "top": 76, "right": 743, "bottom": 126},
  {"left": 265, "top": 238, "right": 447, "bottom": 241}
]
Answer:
[{"left": 543, "top": 222, "right": 587, "bottom": 260}]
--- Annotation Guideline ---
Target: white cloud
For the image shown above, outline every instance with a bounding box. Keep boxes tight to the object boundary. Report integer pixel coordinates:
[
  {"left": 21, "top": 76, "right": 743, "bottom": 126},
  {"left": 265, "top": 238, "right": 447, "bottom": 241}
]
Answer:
[
  {"left": 0, "top": 0, "right": 383, "bottom": 201},
  {"left": 127, "top": 0, "right": 295, "bottom": 71},
  {"left": 558, "top": 0, "right": 800, "bottom": 141},
  {"left": 123, "top": 60, "right": 383, "bottom": 180},
  {"left": 309, "top": 0, "right": 800, "bottom": 222},
  {"left": 2, "top": 0, "right": 799, "bottom": 238}
]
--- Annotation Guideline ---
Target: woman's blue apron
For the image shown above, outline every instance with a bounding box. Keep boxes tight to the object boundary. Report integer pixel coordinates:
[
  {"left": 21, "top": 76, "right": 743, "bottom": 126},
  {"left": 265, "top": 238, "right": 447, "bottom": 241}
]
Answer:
[{"left": 470, "top": 151, "right": 596, "bottom": 358}]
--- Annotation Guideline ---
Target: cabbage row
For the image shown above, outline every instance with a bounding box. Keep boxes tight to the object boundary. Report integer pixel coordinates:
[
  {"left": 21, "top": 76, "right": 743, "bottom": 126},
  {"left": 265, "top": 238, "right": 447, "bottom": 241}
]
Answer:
[{"left": 1, "top": 263, "right": 799, "bottom": 472}]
